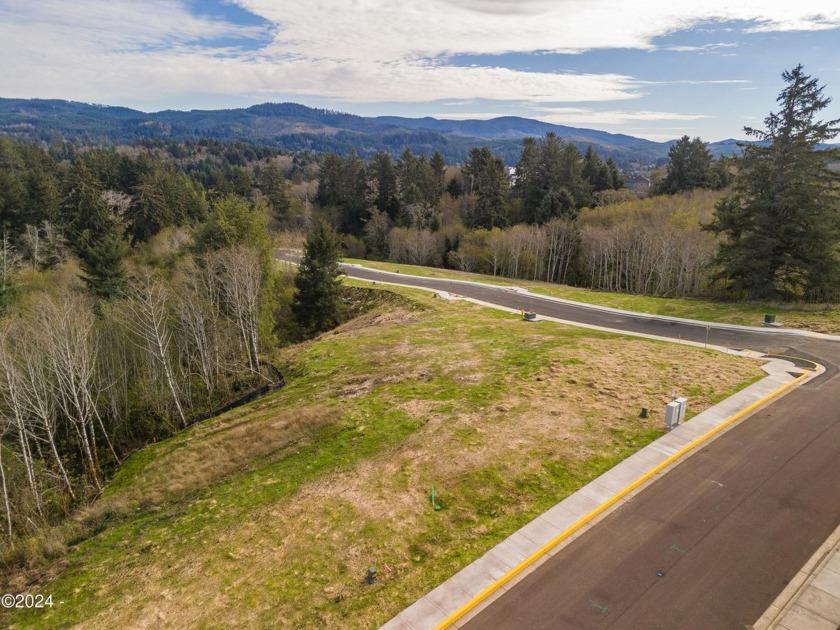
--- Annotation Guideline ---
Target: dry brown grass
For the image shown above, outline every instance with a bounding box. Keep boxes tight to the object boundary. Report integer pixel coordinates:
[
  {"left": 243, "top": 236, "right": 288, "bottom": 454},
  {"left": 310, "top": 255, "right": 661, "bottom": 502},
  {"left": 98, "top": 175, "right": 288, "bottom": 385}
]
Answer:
[{"left": 118, "top": 405, "right": 338, "bottom": 506}]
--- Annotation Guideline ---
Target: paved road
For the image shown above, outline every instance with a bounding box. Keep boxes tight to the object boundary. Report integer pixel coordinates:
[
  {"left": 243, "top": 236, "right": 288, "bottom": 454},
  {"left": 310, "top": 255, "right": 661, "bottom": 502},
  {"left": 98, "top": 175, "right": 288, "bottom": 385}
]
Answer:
[{"left": 337, "top": 264, "right": 840, "bottom": 629}]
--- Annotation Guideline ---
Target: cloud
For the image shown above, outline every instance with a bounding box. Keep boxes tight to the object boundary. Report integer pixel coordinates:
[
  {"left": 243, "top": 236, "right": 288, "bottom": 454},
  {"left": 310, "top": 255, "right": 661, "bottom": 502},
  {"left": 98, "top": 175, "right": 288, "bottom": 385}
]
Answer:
[
  {"left": 0, "top": 0, "right": 644, "bottom": 106},
  {"left": 661, "top": 42, "right": 740, "bottom": 53},
  {"left": 447, "top": 0, "right": 558, "bottom": 16},
  {"left": 0, "top": 0, "right": 838, "bottom": 112},
  {"left": 0, "top": 0, "right": 266, "bottom": 52},
  {"left": 532, "top": 107, "right": 713, "bottom": 126},
  {"left": 640, "top": 79, "right": 751, "bottom": 86}
]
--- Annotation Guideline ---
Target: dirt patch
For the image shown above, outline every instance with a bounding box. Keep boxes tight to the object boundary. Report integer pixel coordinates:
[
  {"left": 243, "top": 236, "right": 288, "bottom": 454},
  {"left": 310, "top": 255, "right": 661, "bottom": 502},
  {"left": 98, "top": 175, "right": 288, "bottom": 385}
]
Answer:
[
  {"left": 396, "top": 399, "right": 441, "bottom": 417},
  {"left": 454, "top": 373, "right": 484, "bottom": 384},
  {"left": 340, "top": 370, "right": 434, "bottom": 398},
  {"left": 333, "top": 306, "right": 422, "bottom": 336}
]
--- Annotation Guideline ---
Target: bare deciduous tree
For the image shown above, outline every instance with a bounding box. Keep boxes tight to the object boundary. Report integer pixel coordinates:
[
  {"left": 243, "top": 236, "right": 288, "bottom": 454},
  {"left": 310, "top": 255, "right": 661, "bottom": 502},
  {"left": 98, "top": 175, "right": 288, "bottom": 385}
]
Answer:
[
  {"left": 120, "top": 271, "right": 187, "bottom": 427},
  {"left": 207, "top": 246, "right": 263, "bottom": 373},
  {"left": 33, "top": 291, "right": 111, "bottom": 489},
  {"left": 0, "top": 333, "right": 43, "bottom": 516},
  {"left": 10, "top": 321, "right": 76, "bottom": 499}
]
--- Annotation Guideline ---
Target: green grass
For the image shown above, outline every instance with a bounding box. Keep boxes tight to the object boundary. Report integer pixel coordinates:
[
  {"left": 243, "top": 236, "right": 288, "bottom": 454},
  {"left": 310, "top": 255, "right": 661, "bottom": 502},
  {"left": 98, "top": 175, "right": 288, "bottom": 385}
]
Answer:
[
  {"left": 343, "top": 258, "right": 840, "bottom": 333},
  {"left": 4, "top": 285, "right": 766, "bottom": 629}
]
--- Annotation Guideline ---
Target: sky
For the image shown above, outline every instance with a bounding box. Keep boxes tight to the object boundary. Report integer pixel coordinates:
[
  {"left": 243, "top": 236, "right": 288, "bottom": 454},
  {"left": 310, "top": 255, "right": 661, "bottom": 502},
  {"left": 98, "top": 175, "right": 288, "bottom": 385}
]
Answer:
[{"left": 1, "top": 1, "right": 839, "bottom": 141}]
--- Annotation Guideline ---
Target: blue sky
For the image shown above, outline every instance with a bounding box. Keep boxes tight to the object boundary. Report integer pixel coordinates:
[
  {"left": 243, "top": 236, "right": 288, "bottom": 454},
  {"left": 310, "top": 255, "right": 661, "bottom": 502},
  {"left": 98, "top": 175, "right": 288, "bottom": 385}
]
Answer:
[{"left": 1, "top": 0, "right": 839, "bottom": 141}]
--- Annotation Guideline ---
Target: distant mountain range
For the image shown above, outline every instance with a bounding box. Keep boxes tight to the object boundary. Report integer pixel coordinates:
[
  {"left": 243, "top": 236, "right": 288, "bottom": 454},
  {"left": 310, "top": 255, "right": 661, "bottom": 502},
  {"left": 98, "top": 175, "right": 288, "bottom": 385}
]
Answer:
[{"left": 0, "top": 98, "right": 749, "bottom": 165}]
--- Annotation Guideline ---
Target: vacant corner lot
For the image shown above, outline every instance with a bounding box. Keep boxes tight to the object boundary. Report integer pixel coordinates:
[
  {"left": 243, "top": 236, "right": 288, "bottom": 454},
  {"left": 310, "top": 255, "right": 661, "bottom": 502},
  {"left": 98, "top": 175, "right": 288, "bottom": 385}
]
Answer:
[
  {"left": 6, "top": 285, "right": 764, "bottom": 629},
  {"left": 344, "top": 258, "right": 840, "bottom": 334}
]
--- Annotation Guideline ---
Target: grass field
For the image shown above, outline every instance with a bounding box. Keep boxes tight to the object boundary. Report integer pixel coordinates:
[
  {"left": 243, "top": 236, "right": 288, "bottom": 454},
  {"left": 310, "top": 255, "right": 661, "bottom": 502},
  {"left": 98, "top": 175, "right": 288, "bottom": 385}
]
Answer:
[
  {"left": 343, "top": 258, "right": 840, "bottom": 334},
  {"left": 5, "top": 285, "right": 764, "bottom": 629}
]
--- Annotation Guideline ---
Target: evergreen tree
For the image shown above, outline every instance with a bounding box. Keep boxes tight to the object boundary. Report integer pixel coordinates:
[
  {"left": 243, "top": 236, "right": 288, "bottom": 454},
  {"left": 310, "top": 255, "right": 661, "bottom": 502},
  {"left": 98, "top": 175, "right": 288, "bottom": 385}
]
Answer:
[
  {"left": 316, "top": 153, "right": 344, "bottom": 208},
  {"left": 445, "top": 176, "right": 463, "bottom": 198},
  {"left": 315, "top": 152, "right": 368, "bottom": 234},
  {"left": 291, "top": 219, "right": 344, "bottom": 335},
  {"left": 513, "top": 137, "right": 540, "bottom": 217},
  {"left": 339, "top": 150, "right": 369, "bottom": 234},
  {"left": 605, "top": 158, "right": 624, "bottom": 190},
  {"left": 658, "top": 136, "right": 713, "bottom": 194},
  {"left": 430, "top": 151, "right": 447, "bottom": 201},
  {"left": 61, "top": 162, "right": 131, "bottom": 298},
  {"left": 258, "top": 162, "right": 291, "bottom": 222},
  {"left": 396, "top": 148, "right": 437, "bottom": 209},
  {"left": 709, "top": 157, "right": 734, "bottom": 190},
  {"left": 193, "top": 195, "right": 271, "bottom": 263},
  {"left": 0, "top": 234, "right": 20, "bottom": 312},
  {"left": 128, "top": 163, "right": 205, "bottom": 242},
  {"left": 61, "top": 162, "right": 111, "bottom": 237},
  {"left": 708, "top": 65, "right": 840, "bottom": 301},
  {"left": 462, "top": 147, "right": 509, "bottom": 229},
  {"left": 558, "top": 142, "right": 589, "bottom": 208},
  {"left": 582, "top": 146, "right": 612, "bottom": 192},
  {"left": 77, "top": 219, "right": 130, "bottom": 298},
  {"left": 369, "top": 151, "right": 400, "bottom": 219},
  {"left": 515, "top": 133, "right": 588, "bottom": 223},
  {"left": 0, "top": 138, "right": 61, "bottom": 236},
  {"left": 535, "top": 187, "right": 576, "bottom": 224}
]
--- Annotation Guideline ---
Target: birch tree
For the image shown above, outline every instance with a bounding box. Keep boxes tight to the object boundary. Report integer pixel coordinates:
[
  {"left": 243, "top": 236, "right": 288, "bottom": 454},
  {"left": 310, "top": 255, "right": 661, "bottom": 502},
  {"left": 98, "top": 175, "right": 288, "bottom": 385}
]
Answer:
[
  {"left": 207, "top": 246, "right": 263, "bottom": 373},
  {"left": 33, "top": 291, "right": 108, "bottom": 489},
  {"left": 121, "top": 271, "right": 187, "bottom": 428}
]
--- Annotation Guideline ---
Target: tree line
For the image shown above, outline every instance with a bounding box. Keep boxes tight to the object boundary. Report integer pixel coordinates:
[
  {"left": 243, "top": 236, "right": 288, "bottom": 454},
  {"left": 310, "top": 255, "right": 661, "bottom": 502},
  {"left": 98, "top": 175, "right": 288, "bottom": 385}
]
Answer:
[
  {"left": 319, "top": 66, "right": 840, "bottom": 302},
  {"left": 386, "top": 191, "right": 720, "bottom": 297}
]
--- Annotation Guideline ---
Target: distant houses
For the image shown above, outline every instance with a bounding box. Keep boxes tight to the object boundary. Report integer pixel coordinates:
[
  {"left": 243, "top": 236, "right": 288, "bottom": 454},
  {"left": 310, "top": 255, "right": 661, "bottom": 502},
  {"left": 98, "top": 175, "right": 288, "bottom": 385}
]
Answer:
[{"left": 626, "top": 173, "right": 652, "bottom": 193}]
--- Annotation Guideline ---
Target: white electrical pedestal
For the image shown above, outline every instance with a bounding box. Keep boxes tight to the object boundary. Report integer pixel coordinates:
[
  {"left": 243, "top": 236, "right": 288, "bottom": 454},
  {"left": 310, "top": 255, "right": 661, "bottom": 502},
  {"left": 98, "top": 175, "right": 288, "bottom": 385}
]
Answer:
[
  {"left": 675, "top": 397, "right": 687, "bottom": 423},
  {"left": 665, "top": 401, "right": 681, "bottom": 431}
]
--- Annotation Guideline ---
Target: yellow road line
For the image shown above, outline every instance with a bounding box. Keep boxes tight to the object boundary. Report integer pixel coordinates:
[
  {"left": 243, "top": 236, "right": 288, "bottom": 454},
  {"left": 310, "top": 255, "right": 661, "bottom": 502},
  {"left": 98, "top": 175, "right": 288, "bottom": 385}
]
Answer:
[{"left": 435, "top": 370, "right": 811, "bottom": 629}]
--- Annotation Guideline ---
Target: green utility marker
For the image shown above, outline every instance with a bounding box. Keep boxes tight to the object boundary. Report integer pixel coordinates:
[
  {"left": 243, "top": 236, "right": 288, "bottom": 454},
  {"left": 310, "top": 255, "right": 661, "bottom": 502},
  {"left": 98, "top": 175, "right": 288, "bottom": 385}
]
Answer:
[
  {"left": 590, "top": 600, "right": 608, "bottom": 614},
  {"left": 431, "top": 486, "right": 441, "bottom": 510}
]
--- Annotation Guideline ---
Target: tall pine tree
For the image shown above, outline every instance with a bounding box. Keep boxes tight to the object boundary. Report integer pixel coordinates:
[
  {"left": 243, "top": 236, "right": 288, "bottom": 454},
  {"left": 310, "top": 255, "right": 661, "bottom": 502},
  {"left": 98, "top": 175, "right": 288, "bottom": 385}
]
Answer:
[
  {"left": 61, "top": 162, "right": 130, "bottom": 298},
  {"left": 708, "top": 65, "right": 840, "bottom": 301},
  {"left": 658, "top": 136, "right": 713, "bottom": 194},
  {"left": 291, "top": 219, "right": 343, "bottom": 335}
]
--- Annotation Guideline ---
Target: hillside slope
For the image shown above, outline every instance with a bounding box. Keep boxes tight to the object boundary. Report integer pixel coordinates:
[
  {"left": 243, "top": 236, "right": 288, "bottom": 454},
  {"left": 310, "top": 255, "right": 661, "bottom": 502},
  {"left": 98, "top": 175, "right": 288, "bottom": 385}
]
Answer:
[{"left": 3, "top": 284, "right": 763, "bottom": 629}]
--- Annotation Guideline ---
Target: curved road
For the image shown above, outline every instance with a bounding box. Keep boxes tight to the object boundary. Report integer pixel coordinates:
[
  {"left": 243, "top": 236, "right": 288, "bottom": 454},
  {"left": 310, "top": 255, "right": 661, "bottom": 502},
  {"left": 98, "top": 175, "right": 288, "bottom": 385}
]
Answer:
[{"left": 338, "top": 263, "right": 840, "bottom": 629}]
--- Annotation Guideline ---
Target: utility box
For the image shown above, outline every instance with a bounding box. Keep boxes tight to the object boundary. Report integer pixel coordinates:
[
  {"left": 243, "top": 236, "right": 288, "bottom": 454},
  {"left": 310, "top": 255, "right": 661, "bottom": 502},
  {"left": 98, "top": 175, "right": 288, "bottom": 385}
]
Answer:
[
  {"left": 675, "top": 397, "right": 687, "bottom": 423},
  {"left": 665, "top": 401, "right": 681, "bottom": 431},
  {"left": 762, "top": 314, "right": 783, "bottom": 327}
]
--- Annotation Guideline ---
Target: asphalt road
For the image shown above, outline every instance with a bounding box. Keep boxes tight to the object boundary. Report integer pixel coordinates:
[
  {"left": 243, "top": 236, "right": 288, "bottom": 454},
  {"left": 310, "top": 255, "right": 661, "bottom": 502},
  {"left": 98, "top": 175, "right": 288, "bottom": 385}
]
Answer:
[{"left": 336, "top": 263, "right": 840, "bottom": 629}]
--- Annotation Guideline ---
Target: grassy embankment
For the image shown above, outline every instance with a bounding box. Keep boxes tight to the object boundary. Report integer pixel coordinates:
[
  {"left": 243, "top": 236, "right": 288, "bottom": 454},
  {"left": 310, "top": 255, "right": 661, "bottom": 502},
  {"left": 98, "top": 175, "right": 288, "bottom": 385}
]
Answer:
[
  {"left": 343, "top": 258, "right": 840, "bottom": 334},
  {"left": 5, "top": 283, "right": 764, "bottom": 629}
]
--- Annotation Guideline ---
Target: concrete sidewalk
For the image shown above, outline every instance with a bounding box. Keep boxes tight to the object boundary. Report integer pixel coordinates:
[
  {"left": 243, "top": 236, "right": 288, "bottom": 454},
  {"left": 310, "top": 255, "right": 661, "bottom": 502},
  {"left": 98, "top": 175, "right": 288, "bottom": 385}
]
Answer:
[
  {"left": 381, "top": 357, "right": 815, "bottom": 630},
  {"left": 754, "top": 523, "right": 840, "bottom": 629}
]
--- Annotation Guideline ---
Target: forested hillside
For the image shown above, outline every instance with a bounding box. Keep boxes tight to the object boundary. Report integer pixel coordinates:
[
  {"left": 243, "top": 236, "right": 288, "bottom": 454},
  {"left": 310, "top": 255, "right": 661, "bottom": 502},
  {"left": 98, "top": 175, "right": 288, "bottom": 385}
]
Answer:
[{"left": 0, "top": 99, "right": 675, "bottom": 165}]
